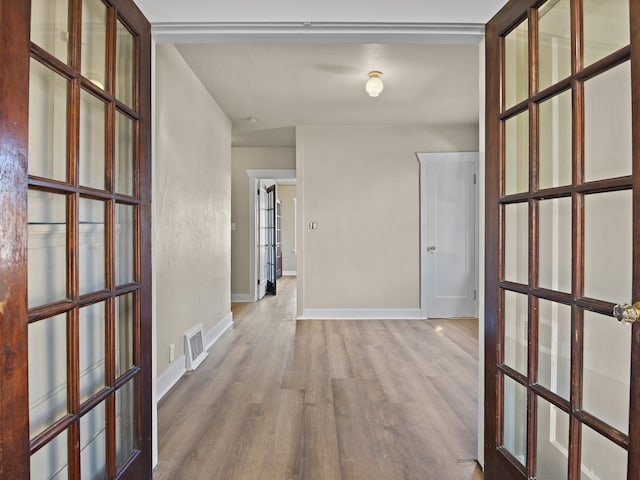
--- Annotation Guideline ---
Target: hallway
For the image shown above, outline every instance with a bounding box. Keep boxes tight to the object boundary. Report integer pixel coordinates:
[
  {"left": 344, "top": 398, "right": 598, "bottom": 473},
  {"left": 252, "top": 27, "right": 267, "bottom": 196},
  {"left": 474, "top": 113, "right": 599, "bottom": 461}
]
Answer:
[{"left": 154, "top": 277, "right": 482, "bottom": 479}]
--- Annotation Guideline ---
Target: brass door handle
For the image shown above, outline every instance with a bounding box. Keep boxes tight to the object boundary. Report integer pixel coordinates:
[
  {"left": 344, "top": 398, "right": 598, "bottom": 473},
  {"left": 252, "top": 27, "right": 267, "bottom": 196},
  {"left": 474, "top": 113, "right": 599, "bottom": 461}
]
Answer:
[{"left": 613, "top": 302, "right": 640, "bottom": 324}]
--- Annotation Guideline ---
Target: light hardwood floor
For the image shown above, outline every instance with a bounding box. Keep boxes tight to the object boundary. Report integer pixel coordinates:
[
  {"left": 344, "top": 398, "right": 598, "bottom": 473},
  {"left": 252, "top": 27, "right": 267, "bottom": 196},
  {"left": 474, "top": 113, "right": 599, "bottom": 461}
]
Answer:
[{"left": 154, "top": 277, "right": 483, "bottom": 480}]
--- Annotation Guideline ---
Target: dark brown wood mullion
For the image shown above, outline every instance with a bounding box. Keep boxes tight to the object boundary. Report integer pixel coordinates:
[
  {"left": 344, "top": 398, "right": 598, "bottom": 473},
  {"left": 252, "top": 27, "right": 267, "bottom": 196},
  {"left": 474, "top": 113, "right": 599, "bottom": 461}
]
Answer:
[
  {"left": 530, "top": 287, "right": 572, "bottom": 305},
  {"left": 574, "top": 409, "right": 630, "bottom": 450},
  {"left": 498, "top": 363, "right": 529, "bottom": 386},
  {"left": 530, "top": 383, "right": 571, "bottom": 413},
  {"left": 106, "top": 393, "right": 117, "bottom": 479},
  {"left": 575, "top": 46, "right": 631, "bottom": 83},
  {"left": 67, "top": 308, "right": 81, "bottom": 480},
  {"left": 30, "top": 414, "right": 76, "bottom": 455}
]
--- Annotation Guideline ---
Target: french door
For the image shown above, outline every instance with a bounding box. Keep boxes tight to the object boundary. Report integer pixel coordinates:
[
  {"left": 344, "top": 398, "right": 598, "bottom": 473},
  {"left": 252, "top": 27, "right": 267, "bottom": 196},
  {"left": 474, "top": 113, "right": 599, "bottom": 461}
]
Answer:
[
  {"left": 0, "top": 0, "right": 151, "bottom": 478},
  {"left": 485, "top": 0, "right": 639, "bottom": 479}
]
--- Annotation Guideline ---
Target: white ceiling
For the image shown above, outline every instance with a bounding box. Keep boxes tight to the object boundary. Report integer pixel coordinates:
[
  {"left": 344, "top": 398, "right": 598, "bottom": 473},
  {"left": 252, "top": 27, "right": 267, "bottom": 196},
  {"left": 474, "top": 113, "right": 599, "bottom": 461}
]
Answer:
[
  {"left": 134, "top": 0, "right": 505, "bottom": 24},
  {"left": 176, "top": 43, "right": 480, "bottom": 147},
  {"left": 135, "top": 0, "right": 500, "bottom": 147}
]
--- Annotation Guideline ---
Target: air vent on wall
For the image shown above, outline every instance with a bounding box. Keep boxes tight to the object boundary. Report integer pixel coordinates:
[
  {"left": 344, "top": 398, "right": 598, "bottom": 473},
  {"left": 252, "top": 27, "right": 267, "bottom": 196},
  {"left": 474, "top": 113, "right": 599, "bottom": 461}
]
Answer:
[{"left": 184, "top": 324, "right": 208, "bottom": 371}]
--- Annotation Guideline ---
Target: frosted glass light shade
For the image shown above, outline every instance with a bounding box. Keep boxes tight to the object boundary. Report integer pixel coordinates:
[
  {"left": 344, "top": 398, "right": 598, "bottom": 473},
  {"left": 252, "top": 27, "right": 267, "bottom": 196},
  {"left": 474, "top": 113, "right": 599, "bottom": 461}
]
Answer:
[{"left": 366, "top": 71, "right": 384, "bottom": 97}]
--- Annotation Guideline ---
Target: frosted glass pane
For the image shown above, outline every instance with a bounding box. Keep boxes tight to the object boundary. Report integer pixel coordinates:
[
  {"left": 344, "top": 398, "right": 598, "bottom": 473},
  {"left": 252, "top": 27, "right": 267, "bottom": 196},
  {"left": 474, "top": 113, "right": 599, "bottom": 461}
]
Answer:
[
  {"left": 584, "top": 191, "right": 632, "bottom": 302},
  {"left": 116, "top": 380, "right": 138, "bottom": 468},
  {"left": 79, "top": 90, "right": 106, "bottom": 189},
  {"left": 505, "top": 21, "right": 529, "bottom": 108},
  {"left": 31, "top": 430, "right": 69, "bottom": 480},
  {"left": 80, "top": 402, "right": 107, "bottom": 480},
  {"left": 79, "top": 303, "right": 106, "bottom": 403},
  {"left": 29, "top": 60, "right": 68, "bottom": 182},
  {"left": 538, "top": 0, "right": 571, "bottom": 91},
  {"left": 28, "top": 190, "right": 67, "bottom": 308},
  {"left": 581, "top": 425, "right": 627, "bottom": 480},
  {"left": 503, "top": 291, "right": 528, "bottom": 375},
  {"left": 504, "top": 112, "right": 529, "bottom": 195},
  {"left": 31, "top": 0, "right": 69, "bottom": 64},
  {"left": 584, "top": 62, "right": 631, "bottom": 182},
  {"left": 29, "top": 315, "right": 68, "bottom": 438},
  {"left": 583, "top": 311, "right": 630, "bottom": 434},
  {"left": 116, "top": 293, "right": 135, "bottom": 377},
  {"left": 79, "top": 198, "right": 106, "bottom": 295},
  {"left": 538, "top": 198, "right": 571, "bottom": 293},
  {"left": 81, "top": 0, "right": 107, "bottom": 90},
  {"left": 116, "top": 204, "right": 135, "bottom": 286},
  {"left": 504, "top": 203, "right": 529, "bottom": 284},
  {"left": 115, "top": 112, "right": 135, "bottom": 196},
  {"left": 502, "top": 376, "right": 527, "bottom": 465},
  {"left": 536, "top": 396, "right": 569, "bottom": 479},
  {"left": 583, "top": 0, "right": 629, "bottom": 67},
  {"left": 539, "top": 91, "right": 572, "bottom": 189},
  {"left": 116, "top": 20, "right": 135, "bottom": 107},
  {"left": 537, "top": 300, "right": 571, "bottom": 399}
]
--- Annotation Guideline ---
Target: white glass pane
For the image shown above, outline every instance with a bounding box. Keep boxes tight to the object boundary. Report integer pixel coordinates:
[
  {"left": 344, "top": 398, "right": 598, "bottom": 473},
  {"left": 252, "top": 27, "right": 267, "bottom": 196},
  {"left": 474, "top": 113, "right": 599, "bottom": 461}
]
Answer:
[
  {"left": 116, "top": 380, "right": 138, "bottom": 468},
  {"left": 504, "top": 112, "right": 529, "bottom": 195},
  {"left": 29, "top": 59, "right": 68, "bottom": 182},
  {"left": 537, "top": 300, "right": 571, "bottom": 399},
  {"left": 581, "top": 425, "right": 627, "bottom": 480},
  {"left": 584, "top": 62, "right": 631, "bottom": 182},
  {"left": 536, "top": 396, "right": 569, "bottom": 479},
  {"left": 505, "top": 21, "right": 529, "bottom": 108},
  {"left": 583, "top": 0, "right": 630, "bottom": 68},
  {"left": 116, "top": 204, "right": 135, "bottom": 285},
  {"left": 116, "top": 293, "right": 135, "bottom": 377},
  {"left": 28, "top": 190, "right": 67, "bottom": 308},
  {"left": 116, "top": 20, "right": 135, "bottom": 107},
  {"left": 583, "top": 191, "right": 632, "bottom": 302},
  {"left": 538, "top": 0, "right": 571, "bottom": 91},
  {"left": 79, "top": 198, "right": 106, "bottom": 295},
  {"left": 79, "top": 90, "right": 106, "bottom": 190},
  {"left": 539, "top": 90, "right": 572, "bottom": 189},
  {"left": 29, "top": 315, "right": 68, "bottom": 438},
  {"left": 31, "top": 430, "right": 69, "bottom": 480},
  {"left": 504, "top": 202, "right": 529, "bottom": 284},
  {"left": 80, "top": 402, "right": 107, "bottom": 480},
  {"left": 504, "top": 291, "right": 528, "bottom": 375},
  {"left": 79, "top": 303, "right": 106, "bottom": 402},
  {"left": 115, "top": 112, "right": 135, "bottom": 196},
  {"left": 502, "top": 376, "right": 527, "bottom": 465},
  {"left": 31, "top": 0, "right": 69, "bottom": 64},
  {"left": 538, "top": 198, "right": 571, "bottom": 292},
  {"left": 81, "top": 0, "right": 107, "bottom": 90},
  {"left": 583, "top": 311, "right": 630, "bottom": 434}
]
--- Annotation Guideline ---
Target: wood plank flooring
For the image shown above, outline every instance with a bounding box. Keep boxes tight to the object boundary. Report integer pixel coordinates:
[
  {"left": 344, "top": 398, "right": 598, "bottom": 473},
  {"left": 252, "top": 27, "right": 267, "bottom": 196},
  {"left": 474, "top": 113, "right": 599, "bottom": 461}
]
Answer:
[{"left": 154, "top": 277, "right": 483, "bottom": 480}]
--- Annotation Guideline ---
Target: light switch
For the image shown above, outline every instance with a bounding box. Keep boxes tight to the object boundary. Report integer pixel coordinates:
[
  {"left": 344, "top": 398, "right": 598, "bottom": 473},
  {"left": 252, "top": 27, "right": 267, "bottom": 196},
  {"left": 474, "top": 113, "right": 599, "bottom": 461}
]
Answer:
[{"left": 308, "top": 221, "right": 318, "bottom": 230}]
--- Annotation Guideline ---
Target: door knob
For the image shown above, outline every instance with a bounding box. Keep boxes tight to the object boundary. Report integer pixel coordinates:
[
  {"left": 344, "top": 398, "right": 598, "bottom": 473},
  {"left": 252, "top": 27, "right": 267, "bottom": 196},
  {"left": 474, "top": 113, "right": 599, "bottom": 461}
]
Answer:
[
  {"left": 427, "top": 246, "right": 436, "bottom": 252},
  {"left": 613, "top": 302, "right": 640, "bottom": 324}
]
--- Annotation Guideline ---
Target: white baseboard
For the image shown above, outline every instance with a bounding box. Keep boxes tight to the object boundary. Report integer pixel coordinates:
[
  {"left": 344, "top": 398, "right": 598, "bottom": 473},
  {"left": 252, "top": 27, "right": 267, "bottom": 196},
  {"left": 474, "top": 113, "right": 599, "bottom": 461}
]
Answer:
[
  {"left": 282, "top": 270, "right": 297, "bottom": 276},
  {"left": 204, "top": 311, "right": 233, "bottom": 351},
  {"left": 156, "top": 311, "right": 234, "bottom": 402},
  {"left": 156, "top": 354, "right": 187, "bottom": 401},
  {"left": 231, "top": 293, "right": 253, "bottom": 302},
  {"left": 298, "top": 308, "right": 425, "bottom": 320}
]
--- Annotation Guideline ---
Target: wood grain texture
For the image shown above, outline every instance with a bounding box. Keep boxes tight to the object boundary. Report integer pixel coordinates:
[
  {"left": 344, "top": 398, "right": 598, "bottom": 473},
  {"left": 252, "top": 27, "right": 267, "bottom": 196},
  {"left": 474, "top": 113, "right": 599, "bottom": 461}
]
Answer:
[{"left": 155, "top": 277, "right": 483, "bottom": 480}]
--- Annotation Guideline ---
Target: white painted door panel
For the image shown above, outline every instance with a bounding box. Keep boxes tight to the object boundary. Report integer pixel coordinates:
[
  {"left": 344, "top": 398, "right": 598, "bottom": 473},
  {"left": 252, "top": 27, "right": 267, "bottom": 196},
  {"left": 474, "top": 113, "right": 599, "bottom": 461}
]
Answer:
[{"left": 424, "top": 155, "right": 477, "bottom": 318}]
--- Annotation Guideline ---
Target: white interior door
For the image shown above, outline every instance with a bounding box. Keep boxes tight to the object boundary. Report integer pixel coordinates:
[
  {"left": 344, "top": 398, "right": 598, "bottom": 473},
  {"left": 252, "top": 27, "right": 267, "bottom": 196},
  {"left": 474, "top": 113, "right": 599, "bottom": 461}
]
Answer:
[
  {"left": 420, "top": 152, "right": 478, "bottom": 318},
  {"left": 258, "top": 182, "right": 268, "bottom": 299}
]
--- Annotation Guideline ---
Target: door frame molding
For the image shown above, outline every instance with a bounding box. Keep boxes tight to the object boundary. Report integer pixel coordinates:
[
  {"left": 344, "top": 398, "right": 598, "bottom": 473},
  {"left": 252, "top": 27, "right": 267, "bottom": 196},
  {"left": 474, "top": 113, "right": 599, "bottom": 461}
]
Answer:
[
  {"left": 246, "top": 169, "right": 296, "bottom": 302},
  {"left": 416, "top": 152, "right": 479, "bottom": 320}
]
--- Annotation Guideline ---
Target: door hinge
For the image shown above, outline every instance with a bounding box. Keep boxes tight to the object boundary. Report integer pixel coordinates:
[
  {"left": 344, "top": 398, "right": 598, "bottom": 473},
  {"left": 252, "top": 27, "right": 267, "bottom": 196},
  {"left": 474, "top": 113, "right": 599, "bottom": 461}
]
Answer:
[
  {"left": 257, "top": 189, "right": 260, "bottom": 195},
  {"left": 473, "top": 174, "right": 477, "bottom": 185},
  {"left": 474, "top": 290, "right": 477, "bottom": 300},
  {"left": 257, "top": 279, "right": 260, "bottom": 285}
]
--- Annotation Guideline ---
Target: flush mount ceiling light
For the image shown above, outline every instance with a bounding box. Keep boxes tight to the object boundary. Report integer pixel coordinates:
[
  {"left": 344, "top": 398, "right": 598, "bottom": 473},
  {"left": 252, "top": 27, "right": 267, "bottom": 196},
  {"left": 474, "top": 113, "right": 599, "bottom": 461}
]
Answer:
[{"left": 365, "top": 71, "right": 384, "bottom": 97}]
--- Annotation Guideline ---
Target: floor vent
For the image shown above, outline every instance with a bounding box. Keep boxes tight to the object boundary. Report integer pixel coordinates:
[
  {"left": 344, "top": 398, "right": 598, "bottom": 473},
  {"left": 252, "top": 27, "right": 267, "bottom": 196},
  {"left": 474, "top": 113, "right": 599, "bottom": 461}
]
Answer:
[{"left": 184, "top": 324, "right": 208, "bottom": 371}]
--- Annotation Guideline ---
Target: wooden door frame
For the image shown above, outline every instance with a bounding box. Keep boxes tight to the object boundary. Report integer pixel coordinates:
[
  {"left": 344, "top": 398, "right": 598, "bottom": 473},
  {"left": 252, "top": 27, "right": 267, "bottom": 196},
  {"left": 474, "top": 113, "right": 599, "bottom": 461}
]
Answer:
[
  {"left": 0, "top": 1, "right": 152, "bottom": 478},
  {"left": 485, "top": 1, "right": 640, "bottom": 478}
]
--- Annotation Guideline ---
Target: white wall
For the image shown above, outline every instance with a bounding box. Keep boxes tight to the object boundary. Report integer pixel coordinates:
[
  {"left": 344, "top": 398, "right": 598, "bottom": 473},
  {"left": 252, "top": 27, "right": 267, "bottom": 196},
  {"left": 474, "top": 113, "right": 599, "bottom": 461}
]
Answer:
[
  {"left": 154, "top": 44, "right": 232, "bottom": 378},
  {"left": 297, "top": 124, "right": 478, "bottom": 318},
  {"left": 278, "top": 185, "right": 297, "bottom": 274},
  {"left": 231, "top": 147, "right": 296, "bottom": 296}
]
